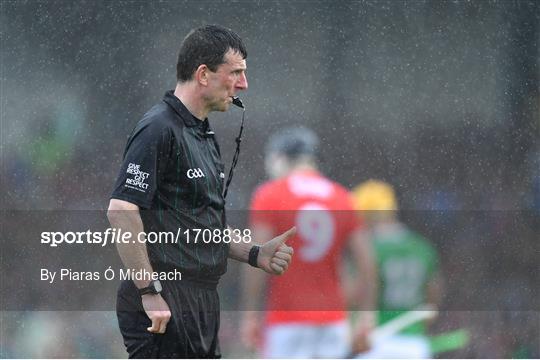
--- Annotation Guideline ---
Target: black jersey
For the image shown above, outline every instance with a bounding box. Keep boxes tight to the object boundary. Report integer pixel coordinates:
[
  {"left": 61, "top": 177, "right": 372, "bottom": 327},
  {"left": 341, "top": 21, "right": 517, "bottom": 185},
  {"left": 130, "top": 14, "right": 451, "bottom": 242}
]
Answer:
[{"left": 111, "top": 91, "right": 229, "bottom": 286}]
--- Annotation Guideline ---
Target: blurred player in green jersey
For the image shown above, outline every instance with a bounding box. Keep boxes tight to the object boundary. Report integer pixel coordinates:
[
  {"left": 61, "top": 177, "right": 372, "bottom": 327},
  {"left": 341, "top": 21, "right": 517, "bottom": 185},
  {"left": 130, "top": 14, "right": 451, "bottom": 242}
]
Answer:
[{"left": 351, "top": 180, "right": 443, "bottom": 358}]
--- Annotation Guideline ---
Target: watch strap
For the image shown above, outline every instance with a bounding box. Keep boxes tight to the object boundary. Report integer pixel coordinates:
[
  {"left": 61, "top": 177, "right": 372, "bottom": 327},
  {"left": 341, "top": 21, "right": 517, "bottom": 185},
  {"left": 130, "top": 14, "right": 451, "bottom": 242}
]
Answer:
[
  {"left": 248, "top": 245, "right": 260, "bottom": 268},
  {"left": 138, "top": 280, "right": 161, "bottom": 296}
]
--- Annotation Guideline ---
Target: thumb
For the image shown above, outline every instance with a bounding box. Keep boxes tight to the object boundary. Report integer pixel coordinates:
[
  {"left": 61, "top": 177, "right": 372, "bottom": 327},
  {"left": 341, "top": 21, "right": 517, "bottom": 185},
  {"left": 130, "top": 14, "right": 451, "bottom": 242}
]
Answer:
[
  {"left": 277, "top": 226, "right": 296, "bottom": 244},
  {"left": 147, "top": 318, "right": 160, "bottom": 333}
]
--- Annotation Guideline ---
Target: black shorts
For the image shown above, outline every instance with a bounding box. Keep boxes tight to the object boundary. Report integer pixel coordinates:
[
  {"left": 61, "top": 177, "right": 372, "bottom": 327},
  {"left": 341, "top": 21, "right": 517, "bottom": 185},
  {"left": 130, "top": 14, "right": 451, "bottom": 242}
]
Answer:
[{"left": 116, "top": 279, "right": 221, "bottom": 358}]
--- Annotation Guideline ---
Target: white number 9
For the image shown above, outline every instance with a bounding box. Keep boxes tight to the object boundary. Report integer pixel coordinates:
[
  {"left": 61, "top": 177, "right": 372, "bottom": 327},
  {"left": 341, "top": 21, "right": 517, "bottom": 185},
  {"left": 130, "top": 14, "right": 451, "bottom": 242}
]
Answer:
[{"left": 296, "top": 203, "right": 335, "bottom": 262}]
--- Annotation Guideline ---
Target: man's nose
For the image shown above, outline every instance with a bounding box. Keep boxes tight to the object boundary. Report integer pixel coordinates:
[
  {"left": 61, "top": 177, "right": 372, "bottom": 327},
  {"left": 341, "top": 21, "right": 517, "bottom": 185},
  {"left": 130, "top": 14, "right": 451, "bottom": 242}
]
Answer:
[{"left": 236, "top": 72, "right": 248, "bottom": 90}]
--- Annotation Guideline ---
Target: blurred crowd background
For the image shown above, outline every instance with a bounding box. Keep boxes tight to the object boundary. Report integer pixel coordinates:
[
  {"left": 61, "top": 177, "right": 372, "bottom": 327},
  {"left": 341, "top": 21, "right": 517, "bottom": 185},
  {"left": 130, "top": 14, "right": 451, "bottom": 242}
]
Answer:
[{"left": 1, "top": 1, "right": 538, "bottom": 358}]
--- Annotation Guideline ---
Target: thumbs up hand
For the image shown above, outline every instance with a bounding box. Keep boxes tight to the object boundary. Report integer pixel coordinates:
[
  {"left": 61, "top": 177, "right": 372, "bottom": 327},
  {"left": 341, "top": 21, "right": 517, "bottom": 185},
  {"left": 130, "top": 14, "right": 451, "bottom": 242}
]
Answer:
[{"left": 258, "top": 227, "right": 295, "bottom": 275}]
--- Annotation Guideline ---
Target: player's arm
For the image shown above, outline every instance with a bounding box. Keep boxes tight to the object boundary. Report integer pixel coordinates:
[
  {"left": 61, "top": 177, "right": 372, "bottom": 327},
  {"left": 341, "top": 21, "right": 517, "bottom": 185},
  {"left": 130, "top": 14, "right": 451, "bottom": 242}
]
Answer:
[
  {"left": 347, "top": 228, "right": 378, "bottom": 352},
  {"left": 427, "top": 271, "right": 443, "bottom": 306},
  {"left": 239, "top": 224, "right": 275, "bottom": 349},
  {"left": 347, "top": 229, "right": 377, "bottom": 311},
  {"left": 425, "top": 270, "right": 443, "bottom": 328},
  {"left": 423, "top": 240, "right": 443, "bottom": 329},
  {"left": 228, "top": 226, "right": 295, "bottom": 275},
  {"left": 107, "top": 198, "right": 171, "bottom": 334}
]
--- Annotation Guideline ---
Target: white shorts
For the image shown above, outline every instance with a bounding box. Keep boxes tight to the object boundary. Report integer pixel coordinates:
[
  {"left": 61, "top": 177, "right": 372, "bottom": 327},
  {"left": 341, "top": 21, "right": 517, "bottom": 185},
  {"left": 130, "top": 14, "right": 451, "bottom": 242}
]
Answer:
[
  {"left": 263, "top": 320, "right": 350, "bottom": 358},
  {"left": 357, "top": 334, "right": 431, "bottom": 359}
]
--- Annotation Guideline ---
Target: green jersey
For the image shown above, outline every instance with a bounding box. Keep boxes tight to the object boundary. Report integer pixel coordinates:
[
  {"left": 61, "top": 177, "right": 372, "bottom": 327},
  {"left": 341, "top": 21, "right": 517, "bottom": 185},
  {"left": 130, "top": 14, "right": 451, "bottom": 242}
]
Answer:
[{"left": 373, "top": 224, "right": 438, "bottom": 335}]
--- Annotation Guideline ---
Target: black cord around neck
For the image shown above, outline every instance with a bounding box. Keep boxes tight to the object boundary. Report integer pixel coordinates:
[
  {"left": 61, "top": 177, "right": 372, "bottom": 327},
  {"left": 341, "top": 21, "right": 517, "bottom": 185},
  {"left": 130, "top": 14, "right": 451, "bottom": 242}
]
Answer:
[{"left": 223, "top": 108, "right": 245, "bottom": 199}]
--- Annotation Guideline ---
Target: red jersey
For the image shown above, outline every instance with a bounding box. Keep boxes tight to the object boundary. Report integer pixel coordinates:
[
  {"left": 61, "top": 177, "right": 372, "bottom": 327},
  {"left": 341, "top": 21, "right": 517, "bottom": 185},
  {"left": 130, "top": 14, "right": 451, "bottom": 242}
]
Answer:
[{"left": 249, "top": 170, "right": 361, "bottom": 324}]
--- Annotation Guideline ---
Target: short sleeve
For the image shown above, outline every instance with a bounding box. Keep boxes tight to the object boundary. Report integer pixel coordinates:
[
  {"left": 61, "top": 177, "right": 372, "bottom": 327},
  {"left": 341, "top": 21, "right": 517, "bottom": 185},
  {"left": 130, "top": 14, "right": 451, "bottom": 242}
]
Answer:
[
  {"left": 249, "top": 184, "right": 277, "bottom": 229},
  {"left": 110, "top": 120, "right": 171, "bottom": 209}
]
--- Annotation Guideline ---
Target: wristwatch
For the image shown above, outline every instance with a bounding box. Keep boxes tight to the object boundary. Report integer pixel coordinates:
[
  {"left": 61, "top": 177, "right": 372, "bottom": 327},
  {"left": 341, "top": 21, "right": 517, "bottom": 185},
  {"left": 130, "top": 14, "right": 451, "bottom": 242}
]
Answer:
[
  {"left": 248, "top": 245, "right": 260, "bottom": 268},
  {"left": 138, "top": 280, "right": 162, "bottom": 296}
]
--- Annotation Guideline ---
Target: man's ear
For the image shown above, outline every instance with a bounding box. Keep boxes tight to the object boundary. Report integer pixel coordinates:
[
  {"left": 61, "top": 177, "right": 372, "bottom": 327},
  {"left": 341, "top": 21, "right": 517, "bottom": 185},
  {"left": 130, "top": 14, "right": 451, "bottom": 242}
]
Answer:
[{"left": 195, "top": 64, "right": 209, "bottom": 86}]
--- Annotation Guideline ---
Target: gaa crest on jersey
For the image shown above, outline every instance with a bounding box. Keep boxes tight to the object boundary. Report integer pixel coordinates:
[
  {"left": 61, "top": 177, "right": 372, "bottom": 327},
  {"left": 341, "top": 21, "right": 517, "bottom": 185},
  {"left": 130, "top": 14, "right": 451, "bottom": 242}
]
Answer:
[{"left": 187, "top": 168, "right": 205, "bottom": 179}]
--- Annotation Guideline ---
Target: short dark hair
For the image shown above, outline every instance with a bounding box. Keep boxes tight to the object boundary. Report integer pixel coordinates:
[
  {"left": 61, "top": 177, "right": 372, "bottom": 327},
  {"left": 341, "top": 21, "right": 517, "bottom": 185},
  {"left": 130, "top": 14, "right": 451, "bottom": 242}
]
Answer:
[
  {"left": 265, "top": 127, "right": 319, "bottom": 160},
  {"left": 176, "top": 25, "right": 247, "bottom": 83}
]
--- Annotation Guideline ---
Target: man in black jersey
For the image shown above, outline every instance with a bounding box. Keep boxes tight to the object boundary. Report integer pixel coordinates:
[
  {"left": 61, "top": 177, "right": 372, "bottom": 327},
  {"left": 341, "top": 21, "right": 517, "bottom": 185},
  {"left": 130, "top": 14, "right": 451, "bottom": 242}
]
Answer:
[{"left": 107, "top": 25, "right": 294, "bottom": 358}]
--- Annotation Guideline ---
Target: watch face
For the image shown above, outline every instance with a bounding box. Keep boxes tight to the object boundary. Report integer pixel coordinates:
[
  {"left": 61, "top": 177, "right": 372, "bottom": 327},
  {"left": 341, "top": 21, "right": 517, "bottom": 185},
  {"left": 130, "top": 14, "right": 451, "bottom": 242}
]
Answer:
[{"left": 154, "top": 280, "right": 162, "bottom": 293}]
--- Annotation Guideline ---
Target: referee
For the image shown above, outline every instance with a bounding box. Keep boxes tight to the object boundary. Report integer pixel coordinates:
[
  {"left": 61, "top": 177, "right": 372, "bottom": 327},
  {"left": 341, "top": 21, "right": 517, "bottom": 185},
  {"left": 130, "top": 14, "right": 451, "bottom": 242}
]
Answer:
[{"left": 107, "top": 25, "right": 294, "bottom": 358}]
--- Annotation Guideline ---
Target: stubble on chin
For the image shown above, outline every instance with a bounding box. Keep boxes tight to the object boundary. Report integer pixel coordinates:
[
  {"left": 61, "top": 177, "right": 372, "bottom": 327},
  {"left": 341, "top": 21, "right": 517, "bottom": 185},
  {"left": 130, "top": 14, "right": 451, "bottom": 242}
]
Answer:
[{"left": 217, "top": 101, "right": 230, "bottom": 112}]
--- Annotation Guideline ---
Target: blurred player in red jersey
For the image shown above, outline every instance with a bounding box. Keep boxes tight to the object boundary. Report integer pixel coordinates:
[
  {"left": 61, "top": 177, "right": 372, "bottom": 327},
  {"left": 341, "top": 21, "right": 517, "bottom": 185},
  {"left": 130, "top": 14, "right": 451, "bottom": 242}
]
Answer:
[{"left": 240, "top": 127, "right": 377, "bottom": 358}]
